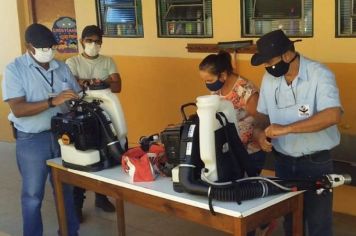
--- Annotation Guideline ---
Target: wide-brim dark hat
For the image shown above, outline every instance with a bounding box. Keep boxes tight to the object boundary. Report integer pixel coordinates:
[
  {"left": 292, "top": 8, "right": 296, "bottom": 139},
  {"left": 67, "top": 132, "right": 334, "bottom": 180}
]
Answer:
[
  {"left": 25, "top": 23, "right": 57, "bottom": 48},
  {"left": 251, "top": 29, "right": 300, "bottom": 66}
]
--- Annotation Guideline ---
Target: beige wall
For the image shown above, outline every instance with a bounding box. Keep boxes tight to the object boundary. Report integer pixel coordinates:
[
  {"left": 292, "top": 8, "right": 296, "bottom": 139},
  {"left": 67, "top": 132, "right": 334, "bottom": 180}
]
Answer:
[
  {"left": 74, "top": 0, "right": 356, "bottom": 63},
  {"left": 0, "top": 0, "right": 24, "bottom": 142},
  {"left": 0, "top": 1, "right": 22, "bottom": 73}
]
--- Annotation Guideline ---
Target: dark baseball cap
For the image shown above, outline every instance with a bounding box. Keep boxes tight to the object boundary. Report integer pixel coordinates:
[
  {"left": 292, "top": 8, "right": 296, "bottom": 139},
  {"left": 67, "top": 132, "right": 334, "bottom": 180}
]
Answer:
[
  {"left": 25, "top": 23, "right": 57, "bottom": 48},
  {"left": 251, "top": 30, "right": 301, "bottom": 66},
  {"left": 81, "top": 25, "right": 103, "bottom": 39}
]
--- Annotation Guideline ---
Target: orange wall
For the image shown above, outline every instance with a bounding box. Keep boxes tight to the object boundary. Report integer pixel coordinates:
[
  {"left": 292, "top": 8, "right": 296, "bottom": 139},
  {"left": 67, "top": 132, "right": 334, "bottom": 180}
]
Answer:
[
  {"left": 106, "top": 56, "right": 356, "bottom": 145},
  {"left": 1, "top": 56, "right": 356, "bottom": 143},
  {"left": 111, "top": 55, "right": 206, "bottom": 145}
]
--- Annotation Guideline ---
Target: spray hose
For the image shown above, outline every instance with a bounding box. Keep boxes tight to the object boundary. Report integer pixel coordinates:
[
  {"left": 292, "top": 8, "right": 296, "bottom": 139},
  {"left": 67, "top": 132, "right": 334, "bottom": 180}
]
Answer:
[{"left": 178, "top": 165, "right": 351, "bottom": 215}]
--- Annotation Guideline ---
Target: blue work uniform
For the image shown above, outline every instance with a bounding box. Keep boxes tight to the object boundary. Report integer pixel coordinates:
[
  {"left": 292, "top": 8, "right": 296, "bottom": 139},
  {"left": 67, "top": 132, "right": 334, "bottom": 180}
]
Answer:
[
  {"left": 257, "top": 55, "right": 342, "bottom": 236},
  {"left": 3, "top": 52, "right": 81, "bottom": 133}
]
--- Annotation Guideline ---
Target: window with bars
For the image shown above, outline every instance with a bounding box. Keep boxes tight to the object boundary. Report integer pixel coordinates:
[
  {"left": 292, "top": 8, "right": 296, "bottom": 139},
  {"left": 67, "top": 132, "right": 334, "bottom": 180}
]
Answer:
[
  {"left": 96, "top": 0, "right": 143, "bottom": 38},
  {"left": 156, "top": 0, "right": 213, "bottom": 38},
  {"left": 337, "top": 0, "right": 356, "bottom": 36},
  {"left": 241, "top": 0, "right": 313, "bottom": 37}
]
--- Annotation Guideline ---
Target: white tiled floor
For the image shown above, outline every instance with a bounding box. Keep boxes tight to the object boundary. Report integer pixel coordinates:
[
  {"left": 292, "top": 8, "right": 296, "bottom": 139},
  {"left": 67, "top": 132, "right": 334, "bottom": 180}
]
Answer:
[{"left": 0, "top": 141, "right": 355, "bottom": 236}]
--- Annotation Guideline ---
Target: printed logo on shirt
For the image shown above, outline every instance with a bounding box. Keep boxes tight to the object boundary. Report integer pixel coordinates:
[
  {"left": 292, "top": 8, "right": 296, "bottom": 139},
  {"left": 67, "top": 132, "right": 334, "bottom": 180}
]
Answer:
[{"left": 298, "top": 104, "right": 310, "bottom": 117}]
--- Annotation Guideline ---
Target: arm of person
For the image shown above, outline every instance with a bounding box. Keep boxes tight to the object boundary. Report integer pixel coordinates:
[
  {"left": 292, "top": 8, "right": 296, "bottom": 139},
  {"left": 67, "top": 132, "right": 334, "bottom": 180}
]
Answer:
[
  {"left": 104, "top": 72, "right": 121, "bottom": 93},
  {"left": 66, "top": 57, "right": 90, "bottom": 88},
  {"left": 253, "top": 112, "right": 273, "bottom": 152},
  {"left": 245, "top": 92, "right": 259, "bottom": 116},
  {"left": 265, "top": 107, "right": 342, "bottom": 138},
  {"left": 7, "top": 90, "right": 79, "bottom": 118}
]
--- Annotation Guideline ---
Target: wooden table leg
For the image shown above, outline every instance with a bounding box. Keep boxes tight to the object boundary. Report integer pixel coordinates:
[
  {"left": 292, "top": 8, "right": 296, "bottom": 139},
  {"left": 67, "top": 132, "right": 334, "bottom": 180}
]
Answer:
[
  {"left": 233, "top": 218, "right": 246, "bottom": 236},
  {"left": 292, "top": 194, "right": 304, "bottom": 236},
  {"left": 52, "top": 168, "right": 68, "bottom": 236},
  {"left": 116, "top": 196, "right": 126, "bottom": 236}
]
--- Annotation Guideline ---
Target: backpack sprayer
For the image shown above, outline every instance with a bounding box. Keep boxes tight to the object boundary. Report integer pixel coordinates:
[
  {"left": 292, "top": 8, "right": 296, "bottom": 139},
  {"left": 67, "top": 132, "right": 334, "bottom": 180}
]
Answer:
[
  {"left": 51, "top": 83, "right": 128, "bottom": 171},
  {"left": 162, "top": 95, "right": 351, "bottom": 214}
]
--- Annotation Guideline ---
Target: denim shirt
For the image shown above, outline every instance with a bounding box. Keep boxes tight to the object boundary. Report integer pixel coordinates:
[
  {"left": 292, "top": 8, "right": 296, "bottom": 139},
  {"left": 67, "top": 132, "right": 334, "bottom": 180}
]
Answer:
[
  {"left": 257, "top": 55, "right": 342, "bottom": 157},
  {"left": 2, "top": 52, "right": 81, "bottom": 133}
]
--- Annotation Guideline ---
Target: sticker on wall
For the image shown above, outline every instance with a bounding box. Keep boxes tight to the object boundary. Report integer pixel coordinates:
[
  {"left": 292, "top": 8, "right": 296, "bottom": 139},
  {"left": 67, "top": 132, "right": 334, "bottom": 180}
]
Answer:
[{"left": 52, "top": 17, "right": 78, "bottom": 53}]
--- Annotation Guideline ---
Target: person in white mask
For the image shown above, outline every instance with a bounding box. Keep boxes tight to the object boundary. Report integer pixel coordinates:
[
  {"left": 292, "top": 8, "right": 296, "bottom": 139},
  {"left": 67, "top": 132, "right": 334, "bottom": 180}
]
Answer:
[
  {"left": 66, "top": 25, "right": 121, "bottom": 93},
  {"left": 2, "top": 23, "right": 80, "bottom": 236},
  {"left": 66, "top": 25, "right": 120, "bottom": 222}
]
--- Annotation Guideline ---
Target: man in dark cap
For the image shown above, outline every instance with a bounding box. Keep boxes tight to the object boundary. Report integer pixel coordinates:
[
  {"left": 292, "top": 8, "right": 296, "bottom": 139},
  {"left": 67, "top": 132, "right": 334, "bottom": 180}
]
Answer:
[
  {"left": 66, "top": 25, "right": 119, "bottom": 222},
  {"left": 2, "top": 23, "right": 80, "bottom": 236},
  {"left": 251, "top": 29, "right": 342, "bottom": 236}
]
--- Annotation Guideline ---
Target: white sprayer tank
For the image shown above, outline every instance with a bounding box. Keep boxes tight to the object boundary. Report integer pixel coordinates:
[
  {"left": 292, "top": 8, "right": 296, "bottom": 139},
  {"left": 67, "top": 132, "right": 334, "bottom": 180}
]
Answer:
[
  {"left": 196, "top": 95, "right": 237, "bottom": 182},
  {"left": 84, "top": 88, "right": 128, "bottom": 148}
]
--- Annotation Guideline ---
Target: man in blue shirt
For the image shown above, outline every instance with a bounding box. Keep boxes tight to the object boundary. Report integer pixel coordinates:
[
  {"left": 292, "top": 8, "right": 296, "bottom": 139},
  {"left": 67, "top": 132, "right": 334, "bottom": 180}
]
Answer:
[
  {"left": 2, "top": 23, "right": 80, "bottom": 236},
  {"left": 251, "top": 30, "right": 342, "bottom": 236}
]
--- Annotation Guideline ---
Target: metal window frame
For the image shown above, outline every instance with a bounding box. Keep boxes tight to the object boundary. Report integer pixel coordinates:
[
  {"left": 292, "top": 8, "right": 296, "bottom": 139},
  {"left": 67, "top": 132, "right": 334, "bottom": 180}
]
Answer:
[{"left": 96, "top": 0, "right": 144, "bottom": 38}]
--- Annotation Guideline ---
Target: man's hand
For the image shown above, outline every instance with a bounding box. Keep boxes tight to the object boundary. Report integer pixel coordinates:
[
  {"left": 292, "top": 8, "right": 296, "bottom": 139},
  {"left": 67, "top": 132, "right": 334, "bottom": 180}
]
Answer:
[
  {"left": 52, "top": 90, "right": 79, "bottom": 106},
  {"left": 78, "top": 79, "right": 102, "bottom": 88},
  {"left": 265, "top": 124, "right": 290, "bottom": 138}
]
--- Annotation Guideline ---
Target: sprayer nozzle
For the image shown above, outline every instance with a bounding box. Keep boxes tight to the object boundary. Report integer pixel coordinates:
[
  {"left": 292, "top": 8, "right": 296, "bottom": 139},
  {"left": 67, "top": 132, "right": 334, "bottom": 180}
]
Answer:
[{"left": 324, "top": 174, "right": 352, "bottom": 188}]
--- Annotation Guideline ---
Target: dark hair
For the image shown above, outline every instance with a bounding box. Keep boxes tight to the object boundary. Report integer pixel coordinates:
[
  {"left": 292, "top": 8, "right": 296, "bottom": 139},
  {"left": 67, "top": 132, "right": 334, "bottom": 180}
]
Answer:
[
  {"left": 199, "top": 51, "right": 233, "bottom": 76},
  {"left": 81, "top": 25, "right": 103, "bottom": 39}
]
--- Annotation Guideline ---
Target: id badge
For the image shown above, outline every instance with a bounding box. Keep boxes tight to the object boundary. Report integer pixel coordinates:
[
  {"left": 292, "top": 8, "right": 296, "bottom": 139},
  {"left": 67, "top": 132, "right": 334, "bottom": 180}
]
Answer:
[
  {"left": 48, "top": 93, "right": 57, "bottom": 98},
  {"left": 298, "top": 104, "right": 310, "bottom": 117}
]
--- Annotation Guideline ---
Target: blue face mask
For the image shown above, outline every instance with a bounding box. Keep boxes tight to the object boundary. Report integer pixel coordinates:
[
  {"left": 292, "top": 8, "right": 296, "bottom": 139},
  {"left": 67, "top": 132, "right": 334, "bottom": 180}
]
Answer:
[{"left": 205, "top": 79, "right": 224, "bottom": 91}]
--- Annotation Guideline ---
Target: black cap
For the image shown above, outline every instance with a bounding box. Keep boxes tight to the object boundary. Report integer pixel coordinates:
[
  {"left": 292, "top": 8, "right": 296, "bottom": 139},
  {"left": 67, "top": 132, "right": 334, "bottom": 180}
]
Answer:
[
  {"left": 25, "top": 23, "right": 57, "bottom": 48},
  {"left": 81, "top": 25, "right": 103, "bottom": 39},
  {"left": 251, "top": 30, "right": 300, "bottom": 66}
]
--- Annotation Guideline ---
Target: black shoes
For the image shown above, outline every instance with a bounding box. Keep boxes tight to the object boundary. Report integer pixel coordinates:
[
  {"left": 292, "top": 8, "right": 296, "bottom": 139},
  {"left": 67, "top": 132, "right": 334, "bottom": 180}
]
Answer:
[
  {"left": 95, "top": 196, "right": 116, "bottom": 212},
  {"left": 75, "top": 196, "right": 115, "bottom": 223}
]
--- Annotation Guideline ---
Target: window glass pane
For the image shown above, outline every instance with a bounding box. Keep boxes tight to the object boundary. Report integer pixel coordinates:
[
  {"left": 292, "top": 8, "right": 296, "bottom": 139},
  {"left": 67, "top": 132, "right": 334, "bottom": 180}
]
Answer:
[
  {"left": 242, "top": 0, "right": 313, "bottom": 37},
  {"left": 96, "top": 0, "right": 144, "bottom": 38},
  {"left": 337, "top": 0, "right": 356, "bottom": 36},
  {"left": 156, "top": 0, "right": 213, "bottom": 38},
  {"left": 106, "top": 8, "right": 136, "bottom": 23}
]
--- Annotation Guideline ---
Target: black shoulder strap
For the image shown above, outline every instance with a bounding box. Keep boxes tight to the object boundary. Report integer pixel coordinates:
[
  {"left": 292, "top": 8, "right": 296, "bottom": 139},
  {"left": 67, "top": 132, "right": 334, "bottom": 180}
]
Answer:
[{"left": 215, "top": 112, "right": 241, "bottom": 168}]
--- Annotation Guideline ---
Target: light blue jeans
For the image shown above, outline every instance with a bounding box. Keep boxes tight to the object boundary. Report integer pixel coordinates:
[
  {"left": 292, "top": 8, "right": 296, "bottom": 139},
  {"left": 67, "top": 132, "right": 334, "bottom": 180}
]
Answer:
[{"left": 16, "top": 130, "right": 79, "bottom": 236}]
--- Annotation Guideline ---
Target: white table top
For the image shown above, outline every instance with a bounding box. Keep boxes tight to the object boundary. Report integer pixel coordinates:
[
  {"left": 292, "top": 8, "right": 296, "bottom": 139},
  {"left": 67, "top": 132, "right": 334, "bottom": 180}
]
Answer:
[{"left": 48, "top": 158, "right": 301, "bottom": 218}]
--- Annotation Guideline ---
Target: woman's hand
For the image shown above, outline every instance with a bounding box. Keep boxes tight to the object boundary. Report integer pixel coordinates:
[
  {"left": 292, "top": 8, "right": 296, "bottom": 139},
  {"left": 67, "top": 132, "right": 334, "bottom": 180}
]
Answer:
[{"left": 255, "top": 129, "right": 273, "bottom": 152}]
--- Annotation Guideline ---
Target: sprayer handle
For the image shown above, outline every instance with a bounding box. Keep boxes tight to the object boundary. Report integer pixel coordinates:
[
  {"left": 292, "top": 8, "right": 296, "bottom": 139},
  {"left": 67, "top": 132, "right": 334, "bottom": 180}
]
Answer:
[{"left": 180, "top": 103, "right": 197, "bottom": 121}]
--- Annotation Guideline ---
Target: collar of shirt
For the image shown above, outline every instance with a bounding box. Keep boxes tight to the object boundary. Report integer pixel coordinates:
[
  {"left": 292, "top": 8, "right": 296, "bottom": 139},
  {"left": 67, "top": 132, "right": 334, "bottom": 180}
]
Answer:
[
  {"left": 294, "top": 54, "right": 308, "bottom": 82},
  {"left": 25, "top": 52, "right": 59, "bottom": 72}
]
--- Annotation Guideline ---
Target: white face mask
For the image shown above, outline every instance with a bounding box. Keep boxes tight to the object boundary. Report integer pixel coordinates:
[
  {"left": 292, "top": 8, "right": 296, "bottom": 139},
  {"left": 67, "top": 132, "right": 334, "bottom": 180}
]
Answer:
[
  {"left": 31, "top": 47, "right": 55, "bottom": 63},
  {"left": 84, "top": 42, "right": 101, "bottom": 57}
]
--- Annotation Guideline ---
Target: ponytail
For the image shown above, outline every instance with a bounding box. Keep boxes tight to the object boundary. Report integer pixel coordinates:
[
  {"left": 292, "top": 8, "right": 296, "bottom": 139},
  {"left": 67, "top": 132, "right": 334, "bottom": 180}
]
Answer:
[{"left": 199, "top": 50, "right": 233, "bottom": 76}]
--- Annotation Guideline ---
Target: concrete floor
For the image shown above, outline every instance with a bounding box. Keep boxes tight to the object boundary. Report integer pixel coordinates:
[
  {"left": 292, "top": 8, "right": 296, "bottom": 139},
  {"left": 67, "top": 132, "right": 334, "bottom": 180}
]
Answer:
[{"left": 0, "top": 141, "right": 355, "bottom": 236}]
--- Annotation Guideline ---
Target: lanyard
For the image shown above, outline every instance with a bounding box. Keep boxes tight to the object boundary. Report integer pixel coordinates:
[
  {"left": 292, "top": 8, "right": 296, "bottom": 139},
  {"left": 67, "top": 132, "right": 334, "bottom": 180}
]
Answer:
[{"left": 35, "top": 67, "right": 54, "bottom": 93}]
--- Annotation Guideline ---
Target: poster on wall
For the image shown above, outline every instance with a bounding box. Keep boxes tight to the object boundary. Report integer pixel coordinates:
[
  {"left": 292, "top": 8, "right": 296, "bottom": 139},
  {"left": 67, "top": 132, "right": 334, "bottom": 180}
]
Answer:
[{"left": 52, "top": 17, "right": 78, "bottom": 53}]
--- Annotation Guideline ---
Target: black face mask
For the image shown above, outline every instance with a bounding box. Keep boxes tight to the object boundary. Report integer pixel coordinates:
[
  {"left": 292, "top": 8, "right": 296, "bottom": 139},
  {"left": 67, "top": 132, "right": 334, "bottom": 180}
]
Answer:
[
  {"left": 266, "top": 53, "right": 299, "bottom": 77},
  {"left": 205, "top": 78, "right": 224, "bottom": 91}
]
